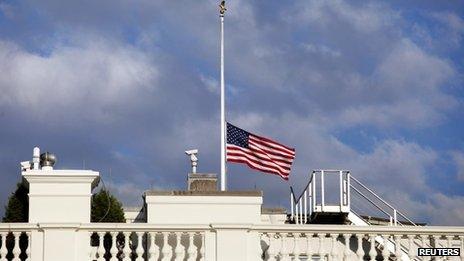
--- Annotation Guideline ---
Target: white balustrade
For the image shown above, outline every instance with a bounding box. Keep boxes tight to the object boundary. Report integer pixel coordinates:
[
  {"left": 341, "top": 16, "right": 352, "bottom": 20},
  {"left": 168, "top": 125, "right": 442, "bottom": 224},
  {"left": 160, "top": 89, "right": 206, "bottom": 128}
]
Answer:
[
  {"left": 0, "top": 223, "right": 462, "bottom": 260},
  {"left": 0, "top": 229, "right": 33, "bottom": 261},
  {"left": 255, "top": 225, "right": 464, "bottom": 261},
  {"left": 84, "top": 226, "right": 206, "bottom": 261}
]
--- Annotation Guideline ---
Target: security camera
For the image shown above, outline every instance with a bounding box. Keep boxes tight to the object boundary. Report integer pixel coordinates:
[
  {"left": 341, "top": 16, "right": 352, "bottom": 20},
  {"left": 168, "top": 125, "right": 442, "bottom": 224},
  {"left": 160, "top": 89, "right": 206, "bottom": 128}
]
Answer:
[
  {"left": 185, "top": 149, "right": 198, "bottom": 155},
  {"left": 20, "top": 161, "right": 31, "bottom": 171},
  {"left": 185, "top": 149, "right": 198, "bottom": 173}
]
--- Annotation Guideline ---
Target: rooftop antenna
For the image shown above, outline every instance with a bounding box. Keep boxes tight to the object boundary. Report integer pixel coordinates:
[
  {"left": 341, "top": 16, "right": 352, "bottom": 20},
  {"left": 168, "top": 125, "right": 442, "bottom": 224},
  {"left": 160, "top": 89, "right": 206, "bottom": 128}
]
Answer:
[{"left": 185, "top": 149, "right": 199, "bottom": 174}]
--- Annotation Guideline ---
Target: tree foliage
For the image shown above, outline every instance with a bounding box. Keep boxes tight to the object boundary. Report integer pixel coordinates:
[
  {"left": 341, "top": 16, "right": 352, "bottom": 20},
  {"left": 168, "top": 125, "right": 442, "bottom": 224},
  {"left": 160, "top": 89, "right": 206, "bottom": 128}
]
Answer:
[
  {"left": 3, "top": 181, "right": 29, "bottom": 222},
  {"left": 91, "top": 189, "right": 125, "bottom": 223}
]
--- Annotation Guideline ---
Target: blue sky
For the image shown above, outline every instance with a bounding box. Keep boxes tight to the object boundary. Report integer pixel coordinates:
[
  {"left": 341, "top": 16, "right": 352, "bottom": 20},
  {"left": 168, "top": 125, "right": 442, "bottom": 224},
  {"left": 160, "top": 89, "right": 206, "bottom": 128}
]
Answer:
[{"left": 0, "top": 0, "right": 463, "bottom": 225}]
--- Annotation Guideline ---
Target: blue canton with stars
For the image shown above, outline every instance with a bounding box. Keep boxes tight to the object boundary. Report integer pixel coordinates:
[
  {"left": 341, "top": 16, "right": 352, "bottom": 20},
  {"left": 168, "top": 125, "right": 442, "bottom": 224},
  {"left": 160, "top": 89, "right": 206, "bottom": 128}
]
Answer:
[{"left": 227, "top": 123, "right": 250, "bottom": 148}]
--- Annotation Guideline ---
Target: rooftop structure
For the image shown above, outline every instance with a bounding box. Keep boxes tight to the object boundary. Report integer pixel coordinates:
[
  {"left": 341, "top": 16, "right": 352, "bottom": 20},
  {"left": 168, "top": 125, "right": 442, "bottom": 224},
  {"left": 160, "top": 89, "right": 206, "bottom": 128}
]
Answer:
[{"left": 0, "top": 147, "right": 462, "bottom": 261}]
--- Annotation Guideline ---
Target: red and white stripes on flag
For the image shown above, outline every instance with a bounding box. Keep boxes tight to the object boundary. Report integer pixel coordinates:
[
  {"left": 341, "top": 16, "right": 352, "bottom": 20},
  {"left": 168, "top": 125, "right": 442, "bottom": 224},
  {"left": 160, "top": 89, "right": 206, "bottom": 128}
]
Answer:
[{"left": 226, "top": 123, "right": 296, "bottom": 180}]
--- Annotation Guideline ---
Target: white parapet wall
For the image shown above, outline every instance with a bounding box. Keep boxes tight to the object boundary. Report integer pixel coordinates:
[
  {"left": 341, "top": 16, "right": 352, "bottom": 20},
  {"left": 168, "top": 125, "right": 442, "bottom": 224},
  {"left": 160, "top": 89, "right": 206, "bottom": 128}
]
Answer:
[
  {"left": 144, "top": 190, "right": 263, "bottom": 224},
  {"left": 23, "top": 169, "right": 100, "bottom": 223},
  {"left": 21, "top": 167, "right": 99, "bottom": 261}
]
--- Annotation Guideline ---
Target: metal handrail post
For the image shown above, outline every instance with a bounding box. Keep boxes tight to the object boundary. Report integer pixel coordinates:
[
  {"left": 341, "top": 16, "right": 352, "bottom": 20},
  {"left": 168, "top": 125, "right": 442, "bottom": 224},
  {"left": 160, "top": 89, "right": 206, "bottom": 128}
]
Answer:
[
  {"left": 347, "top": 171, "right": 351, "bottom": 209},
  {"left": 339, "top": 170, "right": 343, "bottom": 211},
  {"left": 304, "top": 190, "right": 308, "bottom": 224},
  {"left": 321, "top": 170, "right": 325, "bottom": 212},
  {"left": 290, "top": 193, "right": 294, "bottom": 222}
]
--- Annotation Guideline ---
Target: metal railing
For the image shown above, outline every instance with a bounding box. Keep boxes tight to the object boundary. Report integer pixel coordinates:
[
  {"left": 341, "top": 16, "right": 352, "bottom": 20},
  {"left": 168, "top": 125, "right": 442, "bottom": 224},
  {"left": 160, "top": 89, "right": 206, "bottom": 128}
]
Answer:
[{"left": 290, "top": 169, "right": 416, "bottom": 226}]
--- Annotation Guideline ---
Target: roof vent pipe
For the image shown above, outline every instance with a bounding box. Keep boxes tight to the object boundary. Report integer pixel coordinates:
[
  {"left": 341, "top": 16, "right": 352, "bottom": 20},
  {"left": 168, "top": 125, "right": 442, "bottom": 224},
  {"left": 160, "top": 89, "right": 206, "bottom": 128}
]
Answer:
[
  {"left": 40, "top": 152, "right": 56, "bottom": 170},
  {"left": 32, "top": 147, "right": 40, "bottom": 170}
]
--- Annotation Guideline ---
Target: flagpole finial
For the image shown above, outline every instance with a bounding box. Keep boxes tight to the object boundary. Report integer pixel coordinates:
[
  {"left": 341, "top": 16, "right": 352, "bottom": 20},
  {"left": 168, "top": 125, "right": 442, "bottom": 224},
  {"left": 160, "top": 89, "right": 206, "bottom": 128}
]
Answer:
[{"left": 219, "top": 1, "right": 227, "bottom": 16}]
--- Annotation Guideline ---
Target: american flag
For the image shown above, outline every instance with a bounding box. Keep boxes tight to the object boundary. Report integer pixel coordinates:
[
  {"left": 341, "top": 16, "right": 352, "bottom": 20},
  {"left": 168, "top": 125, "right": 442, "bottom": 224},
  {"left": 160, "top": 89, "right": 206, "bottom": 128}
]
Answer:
[{"left": 226, "top": 123, "right": 296, "bottom": 180}]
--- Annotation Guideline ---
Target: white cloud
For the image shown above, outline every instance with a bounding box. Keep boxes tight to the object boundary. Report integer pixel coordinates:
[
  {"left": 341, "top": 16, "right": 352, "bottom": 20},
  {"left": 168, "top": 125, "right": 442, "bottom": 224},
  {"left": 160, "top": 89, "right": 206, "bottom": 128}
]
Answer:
[
  {"left": 315, "top": 39, "right": 457, "bottom": 128},
  {"left": 302, "top": 43, "right": 341, "bottom": 58},
  {"left": 199, "top": 74, "right": 218, "bottom": 94},
  {"left": 432, "top": 11, "right": 464, "bottom": 46},
  {"left": 0, "top": 38, "right": 158, "bottom": 123},
  {"left": 451, "top": 151, "right": 464, "bottom": 181},
  {"left": 288, "top": 0, "right": 398, "bottom": 33},
  {"left": 0, "top": 2, "right": 15, "bottom": 19}
]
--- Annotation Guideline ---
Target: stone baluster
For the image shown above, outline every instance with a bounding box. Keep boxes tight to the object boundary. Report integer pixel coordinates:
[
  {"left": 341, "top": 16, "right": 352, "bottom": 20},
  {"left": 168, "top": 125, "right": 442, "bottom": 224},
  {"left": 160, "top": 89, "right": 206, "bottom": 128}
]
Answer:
[
  {"left": 161, "top": 232, "right": 172, "bottom": 261},
  {"left": 305, "top": 233, "right": 313, "bottom": 260},
  {"left": 419, "top": 235, "right": 430, "bottom": 261},
  {"left": 122, "top": 232, "right": 132, "bottom": 261},
  {"left": 279, "top": 233, "right": 290, "bottom": 261},
  {"left": 0, "top": 233, "right": 8, "bottom": 261},
  {"left": 420, "top": 234, "right": 427, "bottom": 248},
  {"left": 446, "top": 236, "right": 454, "bottom": 261},
  {"left": 393, "top": 235, "right": 402, "bottom": 259},
  {"left": 186, "top": 232, "right": 197, "bottom": 261},
  {"left": 368, "top": 234, "right": 377, "bottom": 261},
  {"left": 96, "top": 232, "right": 105, "bottom": 261},
  {"left": 460, "top": 236, "right": 464, "bottom": 261},
  {"left": 258, "top": 233, "right": 264, "bottom": 260},
  {"left": 343, "top": 234, "right": 351, "bottom": 260},
  {"left": 109, "top": 232, "right": 119, "bottom": 261},
  {"left": 446, "top": 235, "right": 454, "bottom": 248},
  {"left": 267, "top": 233, "right": 276, "bottom": 261},
  {"left": 292, "top": 233, "right": 301, "bottom": 259},
  {"left": 330, "top": 234, "right": 339, "bottom": 260},
  {"left": 25, "top": 232, "right": 31, "bottom": 261},
  {"left": 199, "top": 232, "right": 205, "bottom": 261},
  {"left": 135, "top": 232, "right": 145, "bottom": 261},
  {"left": 381, "top": 235, "right": 390, "bottom": 260},
  {"left": 318, "top": 233, "right": 326, "bottom": 260},
  {"left": 432, "top": 235, "right": 443, "bottom": 261},
  {"left": 148, "top": 232, "right": 160, "bottom": 261},
  {"left": 88, "top": 232, "right": 96, "bottom": 260},
  {"left": 433, "top": 235, "right": 441, "bottom": 248},
  {"left": 355, "top": 234, "right": 364, "bottom": 261},
  {"left": 12, "top": 232, "right": 21, "bottom": 261},
  {"left": 174, "top": 232, "right": 185, "bottom": 261},
  {"left": 407, "top": 235, "right": 416, "bottom": 259}
]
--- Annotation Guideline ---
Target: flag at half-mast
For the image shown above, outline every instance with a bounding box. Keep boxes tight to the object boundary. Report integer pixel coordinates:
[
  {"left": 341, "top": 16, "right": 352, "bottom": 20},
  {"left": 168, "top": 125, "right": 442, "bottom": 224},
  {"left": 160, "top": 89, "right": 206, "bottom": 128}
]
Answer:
[{"left": 226, "top": 123, "right": 296, "bottom": 180}]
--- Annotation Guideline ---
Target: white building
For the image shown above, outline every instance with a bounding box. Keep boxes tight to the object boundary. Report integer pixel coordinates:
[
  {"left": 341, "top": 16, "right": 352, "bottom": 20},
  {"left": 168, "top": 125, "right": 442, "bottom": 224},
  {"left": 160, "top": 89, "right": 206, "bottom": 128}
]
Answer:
[{"left": 0, "top": 147, "right": 463, "bottom": 261}]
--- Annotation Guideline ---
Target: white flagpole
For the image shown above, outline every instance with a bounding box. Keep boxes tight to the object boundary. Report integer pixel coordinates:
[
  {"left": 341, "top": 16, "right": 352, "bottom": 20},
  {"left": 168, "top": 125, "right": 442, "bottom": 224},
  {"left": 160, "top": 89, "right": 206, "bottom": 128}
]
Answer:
[{"left": 220, "top": 1, "right": 227, "bottom": 191}]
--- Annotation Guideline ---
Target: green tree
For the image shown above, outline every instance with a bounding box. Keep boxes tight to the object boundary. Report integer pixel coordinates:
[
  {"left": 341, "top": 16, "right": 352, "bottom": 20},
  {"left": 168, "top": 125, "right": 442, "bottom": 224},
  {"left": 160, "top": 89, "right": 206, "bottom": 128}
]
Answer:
[
  {"left": 3, "top": 181, "right": 29, "bottom": 222},
  {"left": 91, "top": 189, "right": 125, "bottom": 223}
]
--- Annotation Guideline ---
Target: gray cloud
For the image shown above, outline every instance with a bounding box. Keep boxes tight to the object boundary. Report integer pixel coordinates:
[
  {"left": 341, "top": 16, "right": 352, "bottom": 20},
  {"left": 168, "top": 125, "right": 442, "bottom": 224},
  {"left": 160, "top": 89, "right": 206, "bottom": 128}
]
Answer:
[{"left": 0, "top": 0, "right": 462, "bottom": 225}]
